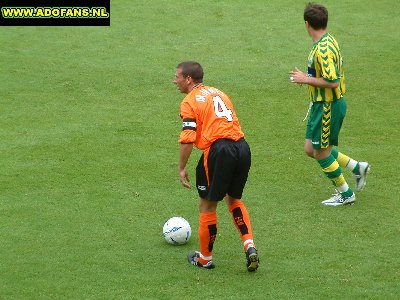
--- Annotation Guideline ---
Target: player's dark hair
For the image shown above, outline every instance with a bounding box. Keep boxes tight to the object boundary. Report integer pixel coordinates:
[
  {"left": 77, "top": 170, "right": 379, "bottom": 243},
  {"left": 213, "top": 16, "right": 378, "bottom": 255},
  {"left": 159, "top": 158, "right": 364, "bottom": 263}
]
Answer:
[
  {"left": 304, "top": 2, "right": 328, "bottom": 30},
  {"left": 176, "top": 61, "right": 203, "bottom": 83}
]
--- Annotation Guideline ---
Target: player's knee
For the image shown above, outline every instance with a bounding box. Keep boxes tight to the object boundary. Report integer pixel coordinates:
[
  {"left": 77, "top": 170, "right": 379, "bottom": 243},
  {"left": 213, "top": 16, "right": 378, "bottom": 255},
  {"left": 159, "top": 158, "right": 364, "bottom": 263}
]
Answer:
[
  {"left": 199, "top": 198, "right": 218, "bottom": 212},
  {"left": 304, "top": 140, "right": 314, "bottom": 158},
  {"left": 224, "top": 195, "right": 239, "bottom": 207},
  {"left": 304, "top": 146, "right": 314, "bottom": 158}
]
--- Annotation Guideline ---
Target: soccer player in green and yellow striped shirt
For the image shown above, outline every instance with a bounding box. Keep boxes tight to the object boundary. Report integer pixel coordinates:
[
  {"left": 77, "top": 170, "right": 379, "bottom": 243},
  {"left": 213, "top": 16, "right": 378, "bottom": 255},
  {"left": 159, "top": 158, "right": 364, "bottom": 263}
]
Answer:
[{"left": 290, "top": 3, "right": 370, "bottom": 206}]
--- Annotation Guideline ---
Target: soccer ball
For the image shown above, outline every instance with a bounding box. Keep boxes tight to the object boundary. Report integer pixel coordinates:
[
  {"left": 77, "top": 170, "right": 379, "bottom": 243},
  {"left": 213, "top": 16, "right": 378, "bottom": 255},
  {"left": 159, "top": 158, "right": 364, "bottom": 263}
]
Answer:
[{"left": 163, "top": 217, "right": 191, "bottom": 245}]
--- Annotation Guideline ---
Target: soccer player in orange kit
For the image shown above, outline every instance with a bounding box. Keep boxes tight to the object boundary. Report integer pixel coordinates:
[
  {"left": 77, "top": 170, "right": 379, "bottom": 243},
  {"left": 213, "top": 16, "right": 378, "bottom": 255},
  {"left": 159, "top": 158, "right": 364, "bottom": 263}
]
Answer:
[{"left": 173, "top": 61, "right": 259, "bottom": 272}]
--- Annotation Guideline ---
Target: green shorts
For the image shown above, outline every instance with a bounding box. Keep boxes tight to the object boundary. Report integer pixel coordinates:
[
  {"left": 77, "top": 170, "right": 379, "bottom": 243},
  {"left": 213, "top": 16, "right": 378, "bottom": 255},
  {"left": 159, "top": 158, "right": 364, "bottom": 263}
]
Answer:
[{"left": 306, "top": 98, "right": 347, "bottom": 149}]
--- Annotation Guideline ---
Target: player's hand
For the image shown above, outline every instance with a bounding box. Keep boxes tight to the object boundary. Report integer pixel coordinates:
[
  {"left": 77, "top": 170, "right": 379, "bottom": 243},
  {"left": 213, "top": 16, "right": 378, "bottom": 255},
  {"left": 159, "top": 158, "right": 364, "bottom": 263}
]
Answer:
[
  {"left": 289, "top": 67, "right": 307, "bottom": 85},
  {"left": 179, "top": 169, "right": 191, "bottom": 189}
]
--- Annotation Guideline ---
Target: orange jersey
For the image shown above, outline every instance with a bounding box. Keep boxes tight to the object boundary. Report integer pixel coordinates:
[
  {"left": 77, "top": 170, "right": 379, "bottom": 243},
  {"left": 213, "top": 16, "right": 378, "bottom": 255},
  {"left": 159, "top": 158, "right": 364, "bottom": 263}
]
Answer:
[{"left": 178, "top": 85, "right": 244, "bottom": 150}]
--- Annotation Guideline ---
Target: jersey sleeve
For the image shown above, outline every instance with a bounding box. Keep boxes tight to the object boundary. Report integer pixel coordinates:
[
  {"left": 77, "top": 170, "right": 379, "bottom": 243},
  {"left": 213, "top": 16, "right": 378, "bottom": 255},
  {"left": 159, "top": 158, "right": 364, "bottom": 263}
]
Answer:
[
  {"left": 318, "top": 50, "right": 340, "bottom": 83},
  {"left": 178, "top": 100, "right": 197, "bottom": 144}
]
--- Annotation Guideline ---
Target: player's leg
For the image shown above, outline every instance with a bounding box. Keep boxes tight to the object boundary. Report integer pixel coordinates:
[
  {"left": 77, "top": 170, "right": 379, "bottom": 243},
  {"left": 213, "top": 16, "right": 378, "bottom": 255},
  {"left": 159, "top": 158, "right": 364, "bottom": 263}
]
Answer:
[
  {"left": 225, "top": 195, "right": 259, "bottom": 271},
  {"left": 188, "top": 198, "right": 218, "bottom": 269},
  {"left": 309, "top": 101, "right": 355, "bottom": 206},
  {"left": 225, "top": 138, "right": 259, "bottom": 271},
  {"left": 226, "top": 196, "right": 255, "bottom": 250},
  {"left": 225, "top": 139, "right": 254, "bottom": 251},
  {"left": 304, "top": 139, "right": 314, "bottom": 158},
  {"left": 305, "top": 106, "right": 316, "bottom": 158},
  {"left": 188, "top": 154, "right": 219, "bottom": 269},
  {"left": 331, "top": 148, "right": 370, "bottom": 192},
  {"left": 314, "top": 146, "right": 355, "bottom": 205},
  {"left": 329, "top": 98, "right": 369, "bottom": 192}
]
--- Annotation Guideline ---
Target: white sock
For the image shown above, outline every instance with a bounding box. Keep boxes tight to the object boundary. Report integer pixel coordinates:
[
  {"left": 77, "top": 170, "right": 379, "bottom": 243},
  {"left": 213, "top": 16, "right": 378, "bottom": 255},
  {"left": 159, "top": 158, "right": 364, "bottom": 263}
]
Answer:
[
  {"left": 346, "top": 158, "right": 358, "bottom": 171},
  {"left": 244, "top": 239, "right": 254, "bottom": 251},
  {"left": 337, "top": 182, "right": 350, "bottom": 194}
]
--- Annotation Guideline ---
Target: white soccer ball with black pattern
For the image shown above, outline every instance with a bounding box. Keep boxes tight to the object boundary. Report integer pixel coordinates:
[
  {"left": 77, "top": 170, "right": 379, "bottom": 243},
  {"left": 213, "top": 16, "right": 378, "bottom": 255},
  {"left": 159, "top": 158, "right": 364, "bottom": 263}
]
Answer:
[{"left": 163, "top": 217, "right": 191, "bottom": 245}]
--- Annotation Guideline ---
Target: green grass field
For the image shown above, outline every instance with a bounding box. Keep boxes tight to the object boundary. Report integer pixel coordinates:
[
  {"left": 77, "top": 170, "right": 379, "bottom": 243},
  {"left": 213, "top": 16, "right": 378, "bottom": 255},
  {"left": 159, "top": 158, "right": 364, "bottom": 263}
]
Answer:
[{"left": 1, "top": 0, "right": 399, "bottom": 299}]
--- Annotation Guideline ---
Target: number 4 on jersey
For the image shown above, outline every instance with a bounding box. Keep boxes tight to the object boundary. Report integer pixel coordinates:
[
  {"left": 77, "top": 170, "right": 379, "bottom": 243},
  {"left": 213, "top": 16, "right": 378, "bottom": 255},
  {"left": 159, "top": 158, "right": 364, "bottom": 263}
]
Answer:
[{"left": 213, "top": 96, "right": 233, "bottom": 121}]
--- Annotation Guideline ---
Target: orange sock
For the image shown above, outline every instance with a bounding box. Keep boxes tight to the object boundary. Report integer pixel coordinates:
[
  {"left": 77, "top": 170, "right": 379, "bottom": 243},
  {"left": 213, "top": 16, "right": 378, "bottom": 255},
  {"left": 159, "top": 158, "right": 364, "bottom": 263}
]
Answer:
[
  {"left": 198, "top": 211, "right": 217, "bottom": 265},
  {"left": 229, "top": 200, "right": 256, "bottom": 251}
]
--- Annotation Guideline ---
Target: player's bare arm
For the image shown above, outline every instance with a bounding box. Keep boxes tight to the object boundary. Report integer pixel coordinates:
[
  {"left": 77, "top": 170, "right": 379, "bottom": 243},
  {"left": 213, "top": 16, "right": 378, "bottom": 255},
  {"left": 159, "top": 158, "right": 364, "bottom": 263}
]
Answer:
[
  {"left": 179, "top": 143, "right": 194, "bottom": 189},
  {"left": 289, "top": 67, "right": 339, "bottom": 88}
]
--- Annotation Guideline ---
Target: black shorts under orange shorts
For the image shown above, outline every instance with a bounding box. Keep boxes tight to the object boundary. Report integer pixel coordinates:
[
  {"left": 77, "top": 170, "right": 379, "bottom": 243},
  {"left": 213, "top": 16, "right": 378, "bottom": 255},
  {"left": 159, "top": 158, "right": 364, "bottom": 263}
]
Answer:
[{"left": 196, "top": 138, "right": 251, "bottom": 201}]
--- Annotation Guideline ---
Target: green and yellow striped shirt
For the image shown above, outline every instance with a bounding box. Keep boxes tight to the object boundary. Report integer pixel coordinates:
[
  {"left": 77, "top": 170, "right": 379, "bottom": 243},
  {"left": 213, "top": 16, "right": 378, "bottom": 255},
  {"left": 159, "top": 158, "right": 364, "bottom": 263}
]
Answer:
[{"left": 307, "top": 33, "right": 346, "bottom": 102}]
